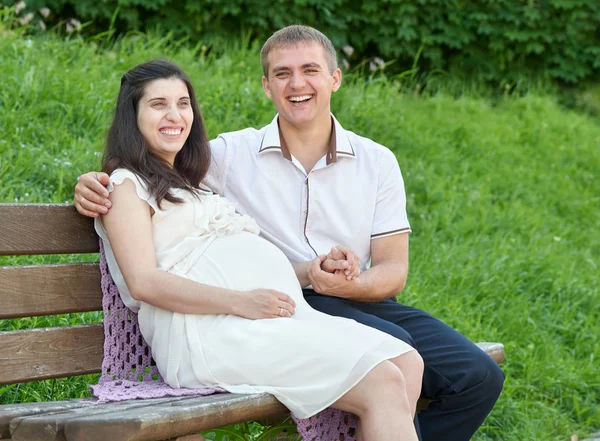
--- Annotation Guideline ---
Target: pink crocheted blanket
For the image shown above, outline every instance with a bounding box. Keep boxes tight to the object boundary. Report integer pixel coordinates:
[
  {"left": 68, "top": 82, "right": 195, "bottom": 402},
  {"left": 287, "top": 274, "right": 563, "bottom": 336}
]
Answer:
[{"left": 91, "top": 242, "right": 357, "bottom": 440}]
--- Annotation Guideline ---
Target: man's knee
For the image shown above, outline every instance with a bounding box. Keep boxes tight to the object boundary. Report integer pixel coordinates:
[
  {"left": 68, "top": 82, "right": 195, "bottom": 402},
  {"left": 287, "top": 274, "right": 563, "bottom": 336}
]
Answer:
[
  {"left": 485, "top": 359, "right": 505, "bottom": 399},
  {"left": 456, "top": 349, "right": 505, "bottom": 402}
]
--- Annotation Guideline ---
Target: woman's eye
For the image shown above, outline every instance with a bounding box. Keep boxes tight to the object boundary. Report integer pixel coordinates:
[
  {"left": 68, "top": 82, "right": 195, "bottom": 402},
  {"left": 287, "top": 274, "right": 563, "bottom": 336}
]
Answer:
[{"left": 151, "top": 102, "right": 166, "bottom": 108}]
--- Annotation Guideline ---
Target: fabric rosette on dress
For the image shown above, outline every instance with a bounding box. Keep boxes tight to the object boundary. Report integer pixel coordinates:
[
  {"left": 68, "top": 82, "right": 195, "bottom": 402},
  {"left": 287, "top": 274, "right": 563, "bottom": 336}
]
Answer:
[{"left": 155, "top": 189, "right": 260, "bottom": 276}]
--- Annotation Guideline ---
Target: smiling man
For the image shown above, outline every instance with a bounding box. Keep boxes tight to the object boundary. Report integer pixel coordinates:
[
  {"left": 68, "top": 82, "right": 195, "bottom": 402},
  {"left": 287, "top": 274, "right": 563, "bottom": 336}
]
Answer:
[{"left": 74, "top": 25, "right": 504, "bottom": 441}]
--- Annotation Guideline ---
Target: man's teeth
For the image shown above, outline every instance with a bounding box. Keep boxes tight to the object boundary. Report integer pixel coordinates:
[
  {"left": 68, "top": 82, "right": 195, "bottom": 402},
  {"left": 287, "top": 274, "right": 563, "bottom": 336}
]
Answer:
[
  {"left": 160, "top": 129, "right": 181, "bottom": 135},
  {"left": 289, "top": 95, "right": 312, "bottom": 102}
]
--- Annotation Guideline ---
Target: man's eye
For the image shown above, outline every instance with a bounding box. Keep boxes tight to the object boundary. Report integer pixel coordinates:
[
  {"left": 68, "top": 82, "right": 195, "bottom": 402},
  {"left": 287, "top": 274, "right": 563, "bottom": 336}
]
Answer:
[
  {"left": 275, "top": 72, "right": 289, "bottom": 78},
  {"left": 306, "top": 69, "right": 318, "bottom": 74}
]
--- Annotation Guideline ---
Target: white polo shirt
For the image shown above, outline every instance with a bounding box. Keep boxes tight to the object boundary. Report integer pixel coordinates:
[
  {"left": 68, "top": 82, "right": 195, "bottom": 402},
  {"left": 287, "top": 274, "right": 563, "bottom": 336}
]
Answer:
[{"left": 205, "top": 114, "right": 411, "bottom": 272}]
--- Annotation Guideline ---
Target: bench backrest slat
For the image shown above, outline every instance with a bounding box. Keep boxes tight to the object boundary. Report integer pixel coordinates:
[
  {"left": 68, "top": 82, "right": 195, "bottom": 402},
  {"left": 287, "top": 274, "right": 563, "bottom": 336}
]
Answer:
[
  {"left": 0, "top": 203, "right": 103, "bottom": 384},
  {"left": 0, "top": 204, "right": 99, "bottom": 255},
  {"left": 0, "top": 263, "right": 102, "bottom": 319},
  {"left": 0, "top": 324, "right": 103, "bottom": 384}
]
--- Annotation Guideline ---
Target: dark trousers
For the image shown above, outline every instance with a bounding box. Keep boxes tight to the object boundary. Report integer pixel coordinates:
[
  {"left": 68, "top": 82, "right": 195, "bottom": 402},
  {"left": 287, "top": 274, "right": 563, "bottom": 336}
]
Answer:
[{"left": 303, "top": 290, "right": 505, "bottom": 441}]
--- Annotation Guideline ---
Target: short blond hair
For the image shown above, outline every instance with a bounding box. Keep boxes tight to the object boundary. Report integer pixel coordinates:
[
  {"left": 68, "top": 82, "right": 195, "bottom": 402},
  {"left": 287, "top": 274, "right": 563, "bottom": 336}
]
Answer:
[{"left": 260, "top": 25, "right": 338, "bottom": 76}]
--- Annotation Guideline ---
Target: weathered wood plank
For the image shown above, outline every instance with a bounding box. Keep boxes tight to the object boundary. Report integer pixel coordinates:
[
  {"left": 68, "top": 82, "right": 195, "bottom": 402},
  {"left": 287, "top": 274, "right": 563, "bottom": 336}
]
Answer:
[
  {"left": 63, "top": 393, "right": 287, "bottom": 441},
  {"left": 9, "top": 396, "right": 196, "bottom": 441},
  {"left": 0, "top": 325, "right": 103, "bottom": 384},
  {"left": 0, "top": 263, "right": 102, "bottom": 319},
  {"left": 476, "top": 342, "right": 505, "bottom": 364},
  {"left": 0, "top": 399, "right": 95, "bottom": 439},
  {"left": 0, "top": 204, "right": 98, "bottom": 256},
  {"left": 8, "top": 394, "right": 285, "bottom": 441}
]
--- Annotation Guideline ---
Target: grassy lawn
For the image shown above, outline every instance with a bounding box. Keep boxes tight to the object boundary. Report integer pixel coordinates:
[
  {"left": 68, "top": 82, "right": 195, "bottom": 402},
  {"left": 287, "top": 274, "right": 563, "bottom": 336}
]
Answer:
[{"left": 0, "top": 24, "right": 599, "bottom": 441}]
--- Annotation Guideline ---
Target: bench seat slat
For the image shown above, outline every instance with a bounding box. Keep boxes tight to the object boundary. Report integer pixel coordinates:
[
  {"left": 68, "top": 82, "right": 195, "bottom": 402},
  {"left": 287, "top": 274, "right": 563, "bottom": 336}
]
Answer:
[
  {"left": 476, "top": 342, "right": 505, "bottom": 364},
  {"left": 9, "top": 396, "right": 214, "bottom": 441},
  {"left": 8, "top": 394, "right": 286, "bottom": 441},
  {"left": 0, "top": 263, "right": 102, "bottom": 319},
  {"left": 0, "top": 399, "right": 95, "bottom": 439},
  {"left": 0, "top": 324, "right": 103, "bottom": 384},
  {"left": 66, "top": 393, "right": 286, "bottom": 441},
  {"left": 0, "top": 204, "right": 98, "bottom": 256}
]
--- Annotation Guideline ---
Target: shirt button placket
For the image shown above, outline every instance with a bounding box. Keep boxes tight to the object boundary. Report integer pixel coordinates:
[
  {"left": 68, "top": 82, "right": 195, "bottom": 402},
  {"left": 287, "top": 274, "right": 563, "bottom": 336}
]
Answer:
[{"left": 303, "top": 175, "right": 317, "bottom": 256}]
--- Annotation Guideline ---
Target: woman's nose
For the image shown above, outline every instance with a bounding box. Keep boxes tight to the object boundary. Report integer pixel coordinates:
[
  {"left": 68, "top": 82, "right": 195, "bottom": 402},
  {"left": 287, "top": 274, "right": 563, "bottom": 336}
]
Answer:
[{"left": 166, "top": 105, "right": 181, "bottom": 121}]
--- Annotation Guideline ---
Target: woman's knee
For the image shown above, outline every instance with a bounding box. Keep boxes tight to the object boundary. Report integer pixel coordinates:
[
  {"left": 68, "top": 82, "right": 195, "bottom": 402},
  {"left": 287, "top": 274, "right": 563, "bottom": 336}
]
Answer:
[
  {"left": 337, "top": 361, "right": 406, "bottom": 416},
  {"left": 365, "top": 361, "right": 408, "bottom": 399},
  {"left": 392, "top": 350, "right": 424, "bottom": 385}
]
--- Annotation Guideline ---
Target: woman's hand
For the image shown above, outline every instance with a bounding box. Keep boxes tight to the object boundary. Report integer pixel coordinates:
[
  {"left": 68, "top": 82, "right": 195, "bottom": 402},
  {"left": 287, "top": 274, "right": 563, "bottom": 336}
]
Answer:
[{"left": 235, "top": 289, "right": 296, "bottom": 319}]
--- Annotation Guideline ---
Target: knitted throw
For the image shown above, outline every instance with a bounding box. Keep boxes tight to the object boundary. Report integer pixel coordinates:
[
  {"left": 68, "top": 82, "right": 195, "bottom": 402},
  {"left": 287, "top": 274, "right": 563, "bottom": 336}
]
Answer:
[{"left": 91, "top": 242, "right": 358, "bottom": 440}]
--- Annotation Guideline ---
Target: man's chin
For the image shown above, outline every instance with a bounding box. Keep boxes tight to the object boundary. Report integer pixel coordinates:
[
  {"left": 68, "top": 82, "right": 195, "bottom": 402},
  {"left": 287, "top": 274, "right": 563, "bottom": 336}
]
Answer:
[{"left": 279, "top": 111, "right": 317, "bottom": 129}]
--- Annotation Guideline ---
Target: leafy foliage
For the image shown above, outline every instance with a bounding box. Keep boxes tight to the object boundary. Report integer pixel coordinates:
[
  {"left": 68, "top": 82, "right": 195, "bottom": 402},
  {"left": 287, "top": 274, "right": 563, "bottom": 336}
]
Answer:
[{"left": 3, "top": 0, "right": 600, "bottom": 84}]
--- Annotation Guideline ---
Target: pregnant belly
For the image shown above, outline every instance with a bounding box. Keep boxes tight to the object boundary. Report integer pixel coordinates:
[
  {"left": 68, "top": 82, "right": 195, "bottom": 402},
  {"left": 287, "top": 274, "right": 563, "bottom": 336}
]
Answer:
[{"left": 176, "top": 232, "right": 303, "bottom": 300}]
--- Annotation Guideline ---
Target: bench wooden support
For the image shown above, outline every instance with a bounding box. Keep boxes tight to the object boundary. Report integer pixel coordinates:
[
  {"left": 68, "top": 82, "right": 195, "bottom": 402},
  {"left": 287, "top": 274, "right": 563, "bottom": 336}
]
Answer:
[{"left": 0, "top": 204, "right": 505, "bottom": 441}]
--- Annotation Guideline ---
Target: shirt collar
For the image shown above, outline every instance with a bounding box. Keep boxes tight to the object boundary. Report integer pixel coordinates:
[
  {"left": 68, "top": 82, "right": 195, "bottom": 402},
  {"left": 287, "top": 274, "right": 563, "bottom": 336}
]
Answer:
[{"left": 258, "top": 114, "right": 356, "bottom": 165}]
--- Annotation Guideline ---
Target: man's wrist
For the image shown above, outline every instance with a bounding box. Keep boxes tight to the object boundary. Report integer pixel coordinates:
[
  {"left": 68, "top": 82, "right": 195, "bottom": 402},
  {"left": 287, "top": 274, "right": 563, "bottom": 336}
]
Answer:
[{"left": 293, "top": 261, "right": 312, "bottom": 288}]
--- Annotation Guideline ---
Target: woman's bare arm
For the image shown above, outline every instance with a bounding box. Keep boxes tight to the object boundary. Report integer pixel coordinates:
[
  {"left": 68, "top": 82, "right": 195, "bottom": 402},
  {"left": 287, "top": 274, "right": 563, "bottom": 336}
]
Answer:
[{"left": 102, "top": 179, "right": 296, "bottom": 319}]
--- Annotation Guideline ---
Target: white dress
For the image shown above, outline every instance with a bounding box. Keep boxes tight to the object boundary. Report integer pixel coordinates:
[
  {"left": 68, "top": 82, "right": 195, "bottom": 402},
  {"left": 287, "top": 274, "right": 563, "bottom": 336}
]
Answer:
[{"left": 95, "top": 169, "right": 415, "bottom": 419}]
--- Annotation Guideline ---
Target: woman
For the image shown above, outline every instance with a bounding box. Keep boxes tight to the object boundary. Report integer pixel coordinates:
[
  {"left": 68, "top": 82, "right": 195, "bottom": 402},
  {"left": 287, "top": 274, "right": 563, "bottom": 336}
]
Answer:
[{"left": 95, "top": 59, "right": 422, "bottom": 441}]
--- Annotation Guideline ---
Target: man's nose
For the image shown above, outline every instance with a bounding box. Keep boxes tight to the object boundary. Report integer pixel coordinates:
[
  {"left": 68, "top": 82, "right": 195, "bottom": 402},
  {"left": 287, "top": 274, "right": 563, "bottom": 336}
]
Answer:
[{"left": 289, "top": 72, "right": 306, "bottom": 89}]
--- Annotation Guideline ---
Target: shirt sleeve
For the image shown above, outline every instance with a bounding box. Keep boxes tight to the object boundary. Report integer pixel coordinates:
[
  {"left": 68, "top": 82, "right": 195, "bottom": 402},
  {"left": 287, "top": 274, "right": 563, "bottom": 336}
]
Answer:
[
  {"left": 203, "top": 136, "right": 233, "bottom": 195},
  {"left": 371, "top": 148, "right": 412, "bottom": 239}
]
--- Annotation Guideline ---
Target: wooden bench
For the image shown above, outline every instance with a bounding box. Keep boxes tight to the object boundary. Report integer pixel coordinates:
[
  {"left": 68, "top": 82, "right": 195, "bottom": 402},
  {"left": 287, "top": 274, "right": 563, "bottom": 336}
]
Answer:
[{"left": 0, "top": 203, "right": 506, "bottom": 441}]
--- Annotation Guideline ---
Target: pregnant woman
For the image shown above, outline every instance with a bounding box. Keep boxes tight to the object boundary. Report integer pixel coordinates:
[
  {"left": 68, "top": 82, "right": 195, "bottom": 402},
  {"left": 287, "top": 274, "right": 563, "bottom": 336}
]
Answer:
[{"left": 94, "top": 59, "right": 422, "bottom": 441}]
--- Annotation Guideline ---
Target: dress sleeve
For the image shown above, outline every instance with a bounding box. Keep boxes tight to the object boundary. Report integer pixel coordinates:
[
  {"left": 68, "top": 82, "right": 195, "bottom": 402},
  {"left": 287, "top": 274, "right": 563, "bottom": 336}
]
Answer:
[
  {"left": 371, "top": 149, "right": 412, "bottom": 239},
  {"left": 108, "top": 168, "right": 160, "bottom": 214}
]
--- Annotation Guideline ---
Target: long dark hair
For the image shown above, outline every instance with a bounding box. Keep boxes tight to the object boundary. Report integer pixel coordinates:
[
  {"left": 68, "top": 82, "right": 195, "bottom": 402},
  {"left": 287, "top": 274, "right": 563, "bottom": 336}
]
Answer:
[{"left": 103, "top": 59, "right": 210, "bottom": 208}]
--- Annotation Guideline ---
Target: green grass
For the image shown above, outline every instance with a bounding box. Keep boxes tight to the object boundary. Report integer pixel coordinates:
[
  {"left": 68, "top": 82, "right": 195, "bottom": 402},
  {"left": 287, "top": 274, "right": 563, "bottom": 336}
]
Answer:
[{"left": 0, "top": 21, "right": 599, "bottom": 441}]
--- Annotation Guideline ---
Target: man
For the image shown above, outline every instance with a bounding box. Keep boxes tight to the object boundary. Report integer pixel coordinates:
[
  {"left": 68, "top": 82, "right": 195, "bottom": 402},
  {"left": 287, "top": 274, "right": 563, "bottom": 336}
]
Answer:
[{"left": 75, "top": 25, "right": 504, "bottom": 441}]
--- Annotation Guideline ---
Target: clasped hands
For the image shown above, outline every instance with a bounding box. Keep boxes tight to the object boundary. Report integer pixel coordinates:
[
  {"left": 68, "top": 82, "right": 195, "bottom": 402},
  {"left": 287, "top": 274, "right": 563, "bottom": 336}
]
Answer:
[{"left": 308, "top": 245, "right": 361, "bottom": 297}]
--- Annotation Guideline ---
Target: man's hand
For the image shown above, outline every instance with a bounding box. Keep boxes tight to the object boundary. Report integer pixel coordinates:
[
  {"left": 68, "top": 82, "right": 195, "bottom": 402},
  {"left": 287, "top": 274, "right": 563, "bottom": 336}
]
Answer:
[
  {"left": 321, "top": 245, "right": 360, "bottom": 281},
  {"left": 74, "top": 172, "right": 112, "bottom": 218},
  {"left": 235, "top": 288, "right": 296, "bottom": 319},
  {"left": 308, "top": 255, "right": 360, "bottom": 298}
]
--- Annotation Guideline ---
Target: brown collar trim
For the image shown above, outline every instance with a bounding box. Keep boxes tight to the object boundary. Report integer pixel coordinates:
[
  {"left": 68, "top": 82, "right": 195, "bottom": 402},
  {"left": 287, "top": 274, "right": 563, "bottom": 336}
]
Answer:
[
  {"left": 258, "top": 118, "right": 292, "bottom": 161},
  {"left": 326, "top": 117, "right": 337, "bottom": 165},
  {"left": 276, "top": 122, "right": 293, "bottom": 161},
  {"left": 259, "top": 116, "right": 346, "bottom": 164}
]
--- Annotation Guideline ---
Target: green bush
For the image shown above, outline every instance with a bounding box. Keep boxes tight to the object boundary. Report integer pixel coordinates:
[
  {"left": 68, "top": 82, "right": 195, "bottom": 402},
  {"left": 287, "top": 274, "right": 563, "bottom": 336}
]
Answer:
[{"left": 3, "top": 0, "right": 600, "bottom": 85}]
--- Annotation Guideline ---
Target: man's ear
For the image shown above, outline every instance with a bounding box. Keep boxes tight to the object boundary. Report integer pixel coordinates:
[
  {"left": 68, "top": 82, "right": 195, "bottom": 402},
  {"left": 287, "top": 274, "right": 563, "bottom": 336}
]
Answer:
[
  {"left": 262, "top": 76, "right": 272, "bottom": 99},
  {"left": 332, "top": 68, "right": 342, "bottom": 93}
]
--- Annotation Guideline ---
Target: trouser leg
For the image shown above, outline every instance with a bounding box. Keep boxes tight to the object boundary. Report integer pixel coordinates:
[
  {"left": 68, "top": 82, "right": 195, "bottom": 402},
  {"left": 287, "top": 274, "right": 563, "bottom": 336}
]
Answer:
[
  {"left": 305, "top": 292, "right": 422, "bottom": 440},
  {"left": 304, "top": 292, "right": 504, "bottom": 441}
]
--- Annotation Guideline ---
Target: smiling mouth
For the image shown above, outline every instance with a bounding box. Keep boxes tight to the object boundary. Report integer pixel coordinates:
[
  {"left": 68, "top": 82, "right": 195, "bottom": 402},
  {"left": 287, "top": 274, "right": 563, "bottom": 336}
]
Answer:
[
  {"left": 159, "top": 128, "right": 184, "bottom": 136},
  {"left": 288, "top": 95, "right": 313, "bottom": 103}
]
